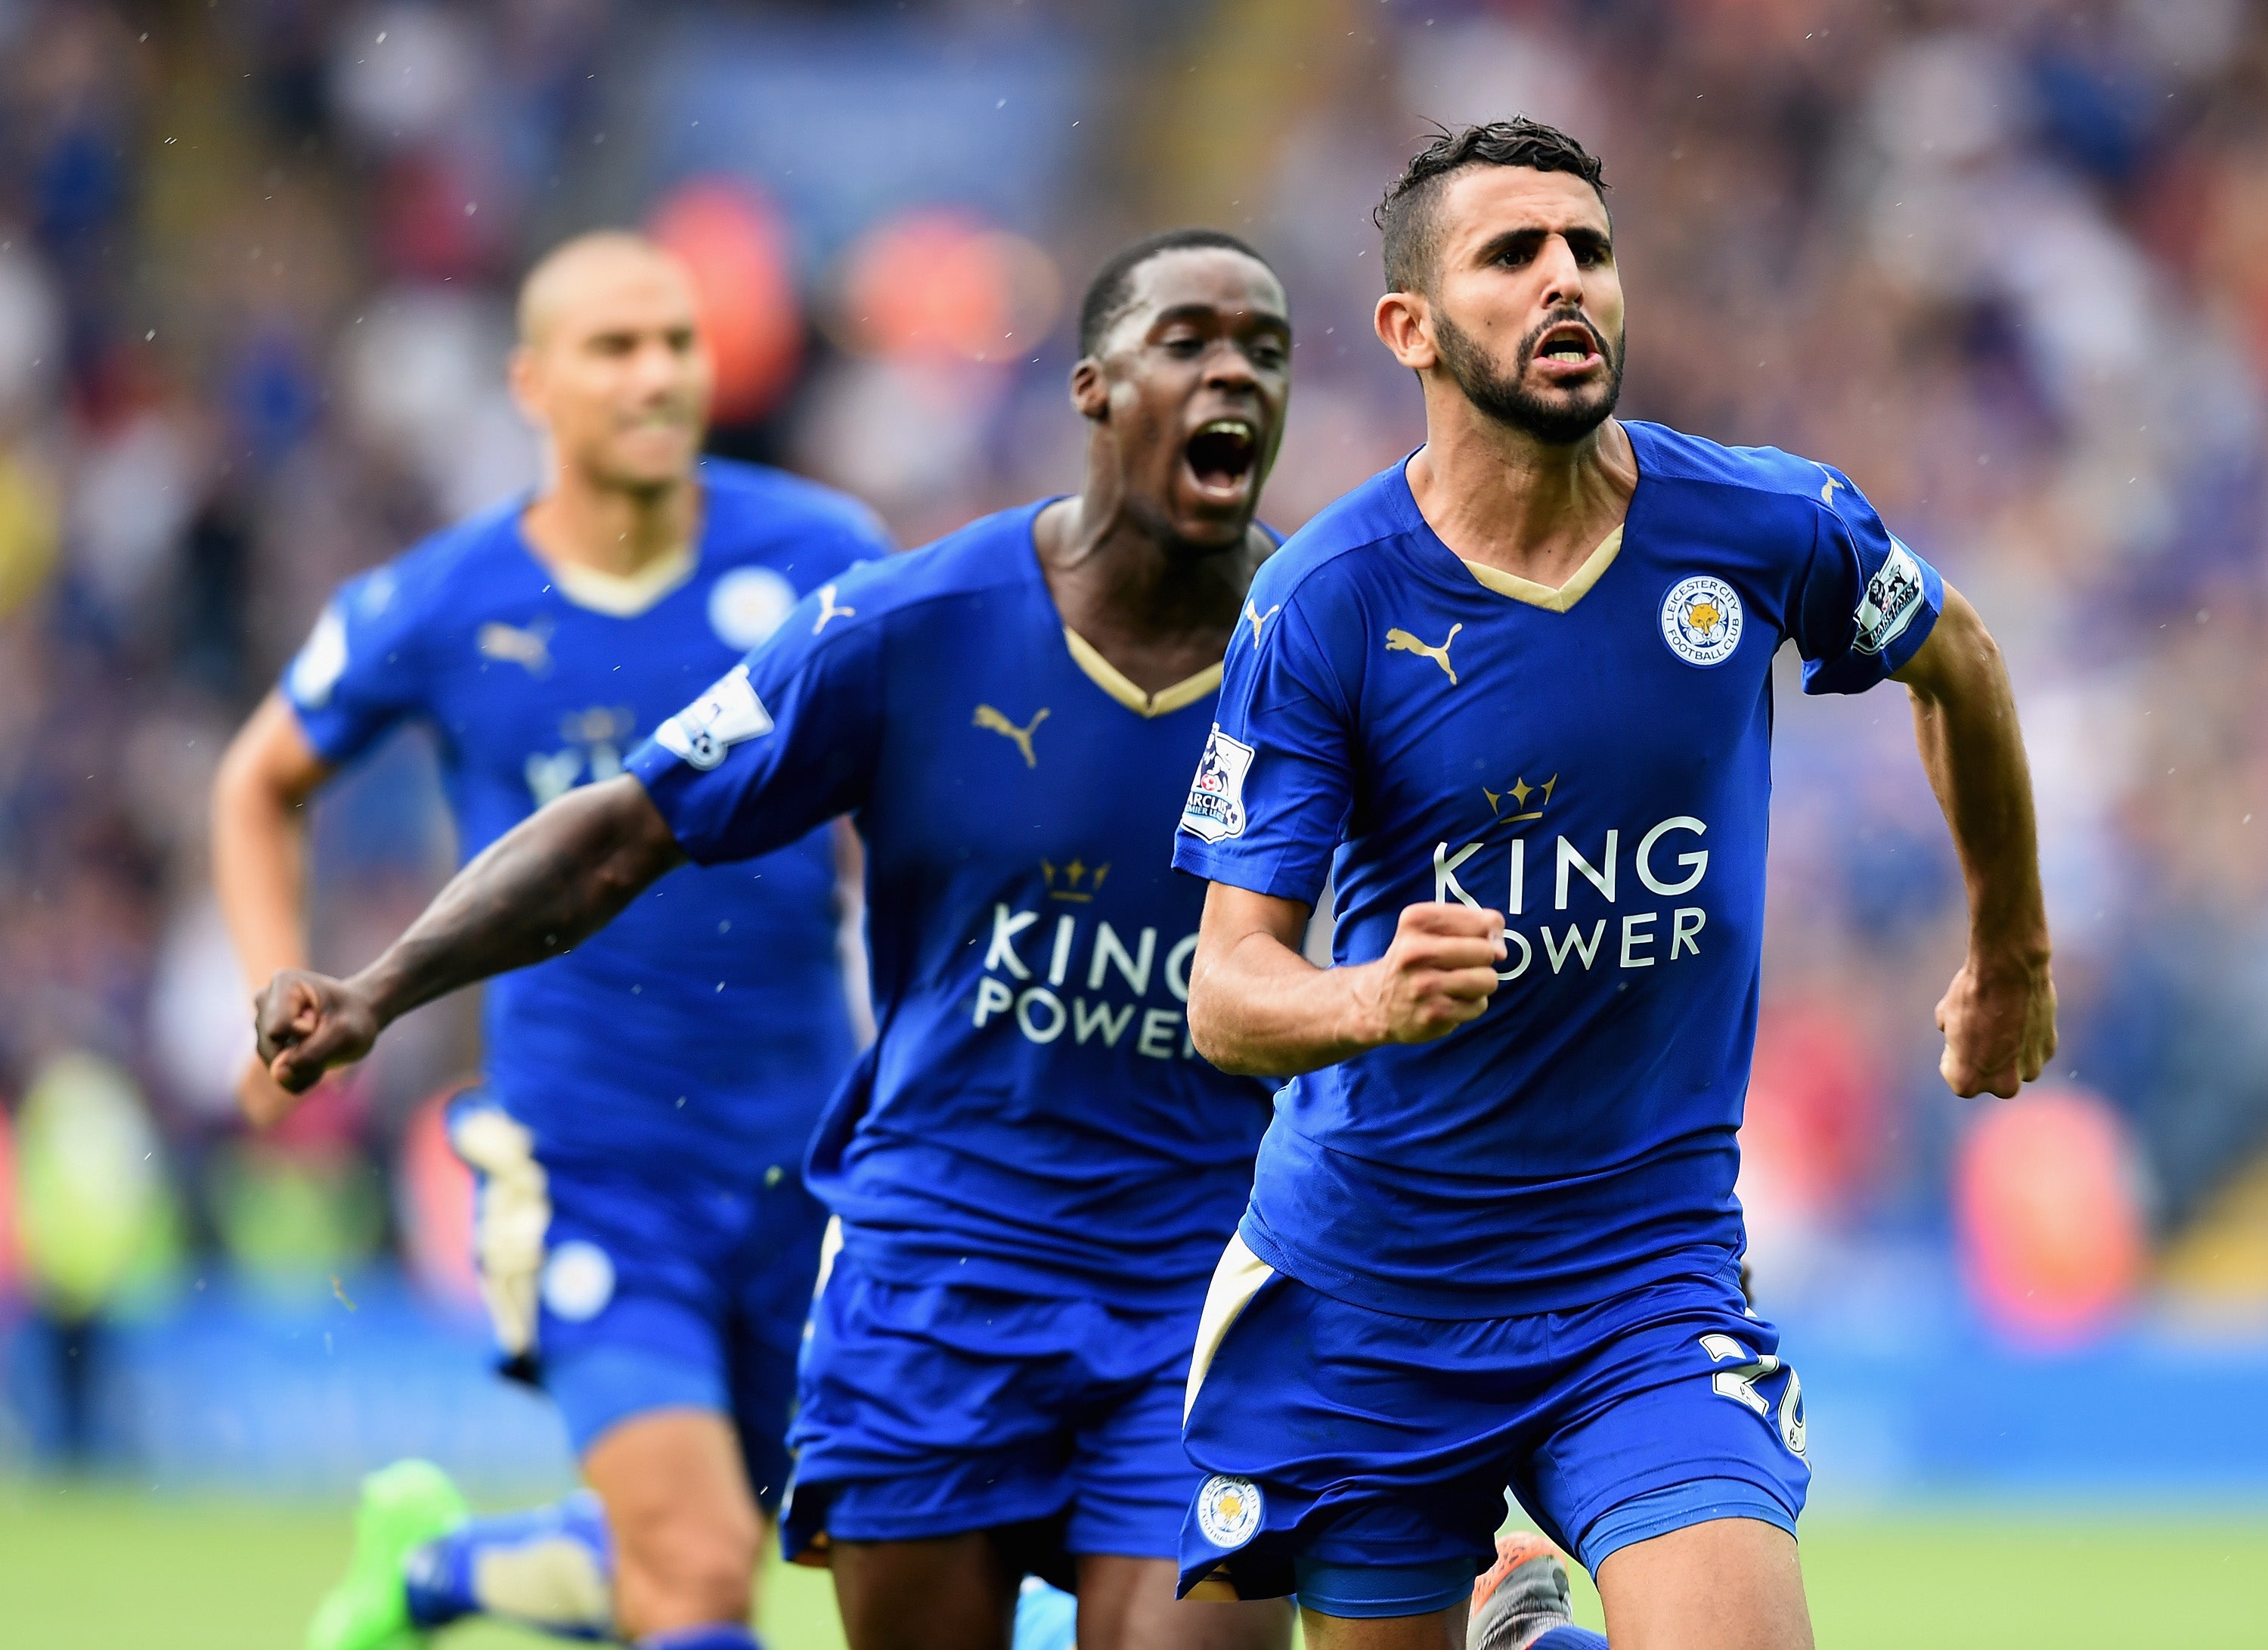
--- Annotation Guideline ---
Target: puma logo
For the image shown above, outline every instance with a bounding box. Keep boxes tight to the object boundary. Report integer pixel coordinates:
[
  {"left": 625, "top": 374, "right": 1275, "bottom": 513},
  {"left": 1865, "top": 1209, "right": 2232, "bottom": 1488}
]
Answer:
[
  {"left": 1819, "top": 476, "right": 1842, "bottom": 506},
  {"left": 974, "top": 703, "right": 1049, "bottom": 768},
  {"left": 1243, "top": 600, "right": 1281, "bottom": 647},
  {"left": 1385, "top": 622, "right": 1464, "bottom": 685},
  {"left": 477, "top": 620, "right": 553, "bottom": 675},
  {"left": 813, "top": 585, "right": 856, "bottom": 634}
]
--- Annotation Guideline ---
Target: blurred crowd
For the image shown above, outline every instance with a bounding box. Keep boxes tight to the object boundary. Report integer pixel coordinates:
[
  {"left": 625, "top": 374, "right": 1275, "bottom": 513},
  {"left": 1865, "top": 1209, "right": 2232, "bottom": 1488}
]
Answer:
[{"left": 3, "top": 0, "right": 2266, "bottom": 1390}]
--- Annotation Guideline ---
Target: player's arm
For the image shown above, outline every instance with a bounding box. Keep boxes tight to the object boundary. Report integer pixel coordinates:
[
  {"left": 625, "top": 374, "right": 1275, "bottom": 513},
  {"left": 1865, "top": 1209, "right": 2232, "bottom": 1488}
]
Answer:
[
  {"left": 211, "top": 692, "right": 336, "bottom": 1125},
  {"left": 1892, "top": 584, "right": 2056, "bottom": 1099},
  {"left": 1185, "top": 885, "right": 1506, "bottom": 1077},
  {"left": 255, "top": 776, "right": 684, "bottom": 1094}
]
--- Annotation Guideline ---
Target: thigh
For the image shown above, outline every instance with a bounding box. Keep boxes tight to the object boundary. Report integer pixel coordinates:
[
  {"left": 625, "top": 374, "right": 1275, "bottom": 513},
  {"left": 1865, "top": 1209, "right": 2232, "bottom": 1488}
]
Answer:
[
  {"left": 584, "top": 1407, "right": 763, "bottom": 1637},
  {"left": 1595, "top": 1517, "right": 1813, "bottom": 1650},
  {"left": 831, "top": 1532, "right": 1022, "bottom": 1650},
  {"left": 1076, "top": 1554, "right": 1294, "bottom": 1650},
  {"left": 1297, "top": 1602, "right": 1465, "bottom": 1650},
  {"left": 1517, "top": 1267, "right": 1809, "bottom": 1578}
]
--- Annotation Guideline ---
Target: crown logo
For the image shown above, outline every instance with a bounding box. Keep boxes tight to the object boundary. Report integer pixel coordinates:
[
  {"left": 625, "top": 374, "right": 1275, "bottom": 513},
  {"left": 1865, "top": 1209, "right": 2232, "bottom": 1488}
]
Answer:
[
  {"left": 1040, "top": 858, "right": 1111, "bottom": 902},
  {"left": 1482, "top": 773, "right": 1558, "bottom": 822}
]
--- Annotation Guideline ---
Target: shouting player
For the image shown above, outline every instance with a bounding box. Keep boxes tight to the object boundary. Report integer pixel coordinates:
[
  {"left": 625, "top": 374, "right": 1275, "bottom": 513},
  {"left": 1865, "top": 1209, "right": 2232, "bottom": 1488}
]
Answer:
[
  {"left": 212, "top": 234, "right": 891, "bottom": 1650},
  {"left": 249, "top": 229, "right": 1300, "bottom": 1650},
  {"left": 1170, "top": 123, "right": 2057, "bottom": 1649}
]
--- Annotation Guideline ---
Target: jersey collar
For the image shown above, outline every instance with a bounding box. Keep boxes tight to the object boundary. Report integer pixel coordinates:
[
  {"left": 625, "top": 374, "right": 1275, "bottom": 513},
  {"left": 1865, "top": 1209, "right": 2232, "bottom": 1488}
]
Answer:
[
  {"left": 1061, "top": 626, "right": 1222, "bottom": 718},
  {"left": 544, "top": 541, "right": 699, "bottom": 616},
  {"left": 1395, "top": 439, "right": 1637, "bottom": 614}
]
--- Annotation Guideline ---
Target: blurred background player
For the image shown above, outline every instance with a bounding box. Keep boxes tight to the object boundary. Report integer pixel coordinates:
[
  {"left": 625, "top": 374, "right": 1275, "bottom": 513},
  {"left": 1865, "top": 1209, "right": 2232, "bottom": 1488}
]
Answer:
[
  {"left": 211, "top": 232, "right": 892, "bottom": 1650},
  {"left": 248, "top": 228, "right": 1300, "bottom": 1650},
  {"left": 1172, "top": 122, "right": 2055, "bottom": 1648}
]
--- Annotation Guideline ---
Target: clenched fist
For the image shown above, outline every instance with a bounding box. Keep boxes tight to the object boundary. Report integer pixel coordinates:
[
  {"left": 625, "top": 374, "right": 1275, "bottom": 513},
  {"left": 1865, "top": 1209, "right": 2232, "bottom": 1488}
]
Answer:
[
  {"left": 1357, "top": 901, "right": 1507, "bottom": 1046},
  {"left": 255, "top": 969, "right": 383, "bottom": 1096}
]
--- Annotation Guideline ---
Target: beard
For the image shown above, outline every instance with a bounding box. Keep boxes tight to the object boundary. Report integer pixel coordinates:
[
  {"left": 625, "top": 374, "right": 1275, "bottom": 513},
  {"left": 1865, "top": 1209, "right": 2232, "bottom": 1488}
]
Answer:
[{"left": 1433, "top": 304, "right": 1624, "bottom": 445}]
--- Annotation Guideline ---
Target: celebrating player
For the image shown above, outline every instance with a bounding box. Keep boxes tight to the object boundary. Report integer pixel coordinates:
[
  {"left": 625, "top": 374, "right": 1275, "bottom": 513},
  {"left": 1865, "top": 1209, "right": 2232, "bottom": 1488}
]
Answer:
[
  {"left": 1170, "top": 122, "right": 2057, "bottom": 1648},
  {"left": 212, "top": 233, "right": 891, "bottom": 1650},
  {"left": 249, "top": 229, "right": 1300, "bottom": 1650}
]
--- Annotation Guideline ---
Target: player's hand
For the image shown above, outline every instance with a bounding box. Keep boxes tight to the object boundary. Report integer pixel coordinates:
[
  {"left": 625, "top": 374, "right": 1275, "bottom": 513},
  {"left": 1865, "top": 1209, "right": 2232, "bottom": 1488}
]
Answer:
[
  {"left": 1360, "top": 902, "right": 1506, "bottom": 1046},
  {"left": 255, "top": 969, "right": 382, "bottom": 1095},
  {"left": 1934, "top": 949, "right": 2056, "bottom": 1099}
]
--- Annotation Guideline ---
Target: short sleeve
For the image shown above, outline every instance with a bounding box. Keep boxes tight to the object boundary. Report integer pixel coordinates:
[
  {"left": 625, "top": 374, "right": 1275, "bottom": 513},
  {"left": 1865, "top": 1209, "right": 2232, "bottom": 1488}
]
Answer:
[
  {"left": 281, "top": 565, "right": 428, "bottom": 765},
  {"left": 624, "top": 578, "right": 883, "bottom": 864},
  {"left": 1792, "top": 467, "right": 1945, "bottom": 695},
  {"left": 1172, "top": 594, "right": 1352, "bottom": 905}
]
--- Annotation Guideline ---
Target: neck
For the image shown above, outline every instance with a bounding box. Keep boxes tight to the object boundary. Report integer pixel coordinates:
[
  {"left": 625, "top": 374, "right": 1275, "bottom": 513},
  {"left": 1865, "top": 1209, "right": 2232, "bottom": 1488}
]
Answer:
[
  {"left": 520, "top": 460, "right": 700, "bottom": 579},
  {"left": 1029, "top": 436, "right": 1266, "bottom": 695},
  {"left": 1406, "top": 386, "right": 1634, "bottom": 585}
]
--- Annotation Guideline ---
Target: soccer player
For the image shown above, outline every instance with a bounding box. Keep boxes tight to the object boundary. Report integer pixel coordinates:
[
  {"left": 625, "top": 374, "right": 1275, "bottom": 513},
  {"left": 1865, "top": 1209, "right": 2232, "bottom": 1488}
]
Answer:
[
  {"left": 1169, "top": 122, "right": 2058, "bottom": 1650},
  {"left": 211, "top": 233, "right": 893, "bottom": 1650},
  {"left": 248, "top": 229, "right": 1300, "bottom": 1650}
]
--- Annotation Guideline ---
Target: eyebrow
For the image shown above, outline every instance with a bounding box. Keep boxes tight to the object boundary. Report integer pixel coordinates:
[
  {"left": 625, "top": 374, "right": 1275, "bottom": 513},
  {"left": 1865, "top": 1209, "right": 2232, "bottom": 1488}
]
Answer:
[
  {"left": 1149, "top": 301, "right": 1291, "bottom": 335},
  {"left": 1470, "top": 223, "right": 1614, "bottom": 265}
]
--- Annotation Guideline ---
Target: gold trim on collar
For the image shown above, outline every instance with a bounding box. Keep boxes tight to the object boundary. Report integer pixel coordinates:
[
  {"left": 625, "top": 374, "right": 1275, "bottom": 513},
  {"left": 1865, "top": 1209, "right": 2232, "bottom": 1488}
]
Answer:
[
  {"left": 546, "top": 544, "right": 698, "bottom": 617},
  {"left": 1459, "top": 526, "right": 1622, "bottom": 613},
  {"left": 1062, "top": 627, "right": 1222, "bottom": 718}
]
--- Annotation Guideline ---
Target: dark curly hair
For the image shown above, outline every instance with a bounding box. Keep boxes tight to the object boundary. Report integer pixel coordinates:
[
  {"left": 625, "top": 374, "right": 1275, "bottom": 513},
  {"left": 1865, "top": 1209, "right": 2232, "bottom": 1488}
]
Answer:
[
  {"left": 1078, "top": 228, "right": 1274, "bottom": 358},
  {"left": 1376, "top": 119, "right": 1608, "bottom": 293}
]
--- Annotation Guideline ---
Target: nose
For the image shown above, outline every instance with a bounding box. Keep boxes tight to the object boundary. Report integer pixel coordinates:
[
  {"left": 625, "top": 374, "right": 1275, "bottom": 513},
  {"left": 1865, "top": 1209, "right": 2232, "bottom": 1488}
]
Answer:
[
  {"left": 1536, "top": 234, "right": 1585, "bottom": 311},
  {"left": 1203, "top": 340, "right": 1259, "bottom": 394}
]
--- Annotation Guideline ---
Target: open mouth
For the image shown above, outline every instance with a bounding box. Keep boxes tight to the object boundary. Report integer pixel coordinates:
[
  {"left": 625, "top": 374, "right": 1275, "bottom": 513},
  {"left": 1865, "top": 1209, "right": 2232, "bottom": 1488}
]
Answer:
[
  {"left": 1532, "top": 321, "right": 1603, "bottom": 370},
  {"left": 1184, "top": 417, "right": 1259, "bottom": 498}
]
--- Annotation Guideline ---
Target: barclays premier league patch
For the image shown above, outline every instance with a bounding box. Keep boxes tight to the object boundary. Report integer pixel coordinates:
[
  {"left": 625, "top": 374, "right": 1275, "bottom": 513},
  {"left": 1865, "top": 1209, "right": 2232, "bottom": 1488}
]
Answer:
[
  {"left": 1194, "top": 1473, "right": 1263, "bottom": 1549},
  {"left": 655, "top": 663, "right": 774, "bottom": 771},
  {"left": 1181, "top": 726, "right": 1253, "bottom": 843},
  {"left": 1851, "top": 539, "right": 1926, "bottom": 656},
  {"left": 1659, "top": 575, "right": 1743, "bottom": 668},
  {"left": 287, "top": 606, "right": 349, "bottom": 709}
]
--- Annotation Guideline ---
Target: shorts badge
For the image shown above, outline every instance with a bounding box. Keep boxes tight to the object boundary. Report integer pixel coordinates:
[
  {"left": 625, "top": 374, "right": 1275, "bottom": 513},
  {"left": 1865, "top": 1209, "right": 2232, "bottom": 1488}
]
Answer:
[
  {"left": 1659, "top": 575, "right": 1743, "bottom": 668},
  {"left": 1194, "top": 1473, "right": 1263, "bottom": 1550},
  {"left": 541, "top": 1240, "right": 616, "bottom": 1322}
]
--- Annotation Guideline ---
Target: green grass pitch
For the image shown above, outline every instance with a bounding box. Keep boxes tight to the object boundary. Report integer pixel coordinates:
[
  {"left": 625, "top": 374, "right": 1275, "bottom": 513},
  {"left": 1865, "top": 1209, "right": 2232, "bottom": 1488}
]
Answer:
[{"left": 5, "top": 1481, "right": 2266, "bottom": 1646}]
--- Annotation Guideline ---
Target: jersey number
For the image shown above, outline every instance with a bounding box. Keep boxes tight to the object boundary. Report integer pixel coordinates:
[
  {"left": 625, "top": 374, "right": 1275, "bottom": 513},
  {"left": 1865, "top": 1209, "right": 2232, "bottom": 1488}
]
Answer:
[{"left": 1699, "top": 1332, "right": 1806, "bottom": 1458}]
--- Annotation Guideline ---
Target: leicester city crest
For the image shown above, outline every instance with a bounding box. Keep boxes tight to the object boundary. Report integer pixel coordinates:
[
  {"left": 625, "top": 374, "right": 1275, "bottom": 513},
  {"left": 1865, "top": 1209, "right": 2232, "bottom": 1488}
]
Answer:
[
  {"left": 1194, "top": 1473, "right": 1263, "bottom": 1549},
  {"left": 1659, "top": 575, "right": 1743, "bottom": 668}
]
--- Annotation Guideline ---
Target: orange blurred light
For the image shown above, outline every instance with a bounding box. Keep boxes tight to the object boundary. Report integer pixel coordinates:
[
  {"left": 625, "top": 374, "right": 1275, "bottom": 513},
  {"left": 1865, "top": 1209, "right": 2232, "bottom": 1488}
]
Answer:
[
  {"left": 832, "top": 209, "right": 1061, "bottom": 365},
  {"left": 649, "top": 178, "right": 804, "bottom": 424},
  {"left": 1956, "top": 1086, "right": 2146, "bottom": 1346}
]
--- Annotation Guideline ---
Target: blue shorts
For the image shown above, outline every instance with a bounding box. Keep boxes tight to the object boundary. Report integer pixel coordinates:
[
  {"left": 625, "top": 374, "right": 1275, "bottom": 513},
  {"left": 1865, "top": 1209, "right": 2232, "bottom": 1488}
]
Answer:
[
  {"left": 451, "top": 1097, "right": 827, "bottom": 1511},
  {"left": 781, "top": 1247, "right": 1204, "bottom": 1569},
  {"left": 1177, "top": 1239, "right": 1808, "bottom": 1614}
]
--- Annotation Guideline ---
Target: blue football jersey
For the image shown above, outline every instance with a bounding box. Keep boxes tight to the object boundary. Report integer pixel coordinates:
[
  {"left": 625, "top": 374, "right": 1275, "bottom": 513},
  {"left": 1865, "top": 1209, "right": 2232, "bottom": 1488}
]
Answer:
[
  {"left": 624, "top": 501, "right": 1278, "bottom": 1307},
  {"left": 1172, "top": 422, "right": 1944, "bottom": 1319},
  {"left": 283, "top": 458, "right": 891, "bottom": 1182}
]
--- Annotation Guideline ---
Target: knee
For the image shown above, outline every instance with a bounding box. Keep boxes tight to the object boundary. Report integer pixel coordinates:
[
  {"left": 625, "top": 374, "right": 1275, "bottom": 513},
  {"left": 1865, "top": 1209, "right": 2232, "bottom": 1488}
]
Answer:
[{"left": 614, "top": 1501, "right": 761, "bottom": 1629}]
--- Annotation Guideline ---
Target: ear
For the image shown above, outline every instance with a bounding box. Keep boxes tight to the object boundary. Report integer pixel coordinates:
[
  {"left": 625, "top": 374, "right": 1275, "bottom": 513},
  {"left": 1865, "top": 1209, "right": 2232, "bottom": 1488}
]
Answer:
[
  {"left": 1069, "top": 356, "right": 1109, "bottom": 420},
  {"left": 1374, "top": 290, "right": 1437, "bottom": 372},
  {"left": 506, "top": 345, "right": 543, "bottom": 424}
]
